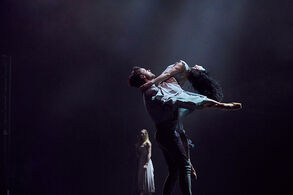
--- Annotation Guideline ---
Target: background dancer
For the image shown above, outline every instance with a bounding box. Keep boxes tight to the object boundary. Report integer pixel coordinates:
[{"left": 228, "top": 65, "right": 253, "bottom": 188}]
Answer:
[{"left": 136, "top": 129, "right": 155, "bottom": 195}]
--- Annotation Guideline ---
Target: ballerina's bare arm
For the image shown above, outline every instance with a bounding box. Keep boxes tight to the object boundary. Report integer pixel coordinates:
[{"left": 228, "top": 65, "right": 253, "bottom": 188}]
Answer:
[
  {"left": 140, "top": 62, "right": 185, "bottom": 90},
  {"left": 152, "top": 62, "right": 185, "bottom": 85}
]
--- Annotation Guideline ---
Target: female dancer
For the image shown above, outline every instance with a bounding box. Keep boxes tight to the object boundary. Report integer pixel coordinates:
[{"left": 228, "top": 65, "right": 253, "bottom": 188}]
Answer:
[
  {"left": 136, "top": 129, "right": 155, "bottom": 195},
  {"left": 141, "top": 60, "right": 224, "bottom": 102}
]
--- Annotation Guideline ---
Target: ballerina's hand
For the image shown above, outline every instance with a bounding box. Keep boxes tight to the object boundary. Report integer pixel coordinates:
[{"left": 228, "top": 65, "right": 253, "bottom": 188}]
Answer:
[
  {"left": 140, "top": 80, "right": 154, "bottom": 90},
  {"left": 193, "top": 65, "right": 206, "bottom": 71}
]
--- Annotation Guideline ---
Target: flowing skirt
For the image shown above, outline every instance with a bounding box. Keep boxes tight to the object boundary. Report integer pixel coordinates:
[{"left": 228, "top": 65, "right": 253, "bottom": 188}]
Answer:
[
  {"left": 152, "top": 81, "right": 209, "bottom": 109},
  {"left": 138, "top": 159, "right": 155, "bottom": 193}
]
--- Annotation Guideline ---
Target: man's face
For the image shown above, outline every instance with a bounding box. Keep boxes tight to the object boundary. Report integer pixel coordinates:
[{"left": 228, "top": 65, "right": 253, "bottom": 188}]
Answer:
[{"left": 139, "top": 68, "right": 155, "bottom": 80}]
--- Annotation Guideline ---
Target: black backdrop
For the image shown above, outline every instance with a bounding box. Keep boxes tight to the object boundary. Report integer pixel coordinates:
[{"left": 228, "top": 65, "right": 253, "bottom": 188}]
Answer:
[{"left": 1, "top": 0, "right": 292, "bottom": 194}]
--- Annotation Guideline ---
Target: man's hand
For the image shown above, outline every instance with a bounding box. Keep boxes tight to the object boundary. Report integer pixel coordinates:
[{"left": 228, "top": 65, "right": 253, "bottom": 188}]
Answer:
[{"left": 140, "top": 80, "right": 154, "bottom": 90}]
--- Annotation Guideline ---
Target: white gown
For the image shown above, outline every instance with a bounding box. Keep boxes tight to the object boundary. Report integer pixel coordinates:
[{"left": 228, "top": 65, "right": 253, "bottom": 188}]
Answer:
[{"left": 137, "top": 144, "right": 155, "bottom": 193}]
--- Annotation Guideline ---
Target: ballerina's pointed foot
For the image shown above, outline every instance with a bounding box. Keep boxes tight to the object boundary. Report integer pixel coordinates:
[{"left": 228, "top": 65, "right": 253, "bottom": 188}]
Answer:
[
  {"left": 221, "top": 102, "right": 242, "bottom": 110},
  {"left": 232, "top": 102, "right": 242, "bottom": 110}
]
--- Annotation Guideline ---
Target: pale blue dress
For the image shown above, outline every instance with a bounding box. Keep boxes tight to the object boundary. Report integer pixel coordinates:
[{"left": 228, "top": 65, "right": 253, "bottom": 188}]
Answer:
[
  {"left": 151, "top": 62, "right": 209, "bottom": 111},
  {"left": 151, "top": 61, "right": 210, "bottom": 135}
]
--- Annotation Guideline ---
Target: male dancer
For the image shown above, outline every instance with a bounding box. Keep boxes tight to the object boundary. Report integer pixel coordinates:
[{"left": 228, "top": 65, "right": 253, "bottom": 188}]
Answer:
[{"left": 128, "top": 66, "right": 241, "bottom": 195}]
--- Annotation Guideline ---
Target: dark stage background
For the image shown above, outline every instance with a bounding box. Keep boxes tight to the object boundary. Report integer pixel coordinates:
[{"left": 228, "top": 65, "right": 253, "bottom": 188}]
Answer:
[{"left": 1, "top": 0, "right": 292, "bottom": 194}]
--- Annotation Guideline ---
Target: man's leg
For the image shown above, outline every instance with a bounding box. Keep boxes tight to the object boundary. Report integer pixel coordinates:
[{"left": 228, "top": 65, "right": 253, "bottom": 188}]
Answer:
[
  {"left": 172, "top": 131, "right": 192, "bottom": 195},
  {"left": 157, "top": 129, "right": 192, "bottom": 195},
  {"left": 161, "top": 149, "right": 179, "bottom": 195},
  {"left": 179, "top": 132, "right": 197, "bottom": 180},
  {"left": 178, "top": 164, "right": 192, "bottom": 195}
]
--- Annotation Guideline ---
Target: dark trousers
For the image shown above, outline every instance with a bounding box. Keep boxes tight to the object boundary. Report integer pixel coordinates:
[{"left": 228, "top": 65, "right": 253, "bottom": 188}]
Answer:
[{"left": 156, "top": 122, "right": 192, "bottom": 195}]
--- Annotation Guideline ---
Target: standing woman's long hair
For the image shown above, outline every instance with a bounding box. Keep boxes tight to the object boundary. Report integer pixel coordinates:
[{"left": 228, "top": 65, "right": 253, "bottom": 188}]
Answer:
[
  {"left": 187, "top": 68, "right": 224, "bottom": 102},
  {"left": 136, "top": 129, "right": 151, "bottom": 149}
]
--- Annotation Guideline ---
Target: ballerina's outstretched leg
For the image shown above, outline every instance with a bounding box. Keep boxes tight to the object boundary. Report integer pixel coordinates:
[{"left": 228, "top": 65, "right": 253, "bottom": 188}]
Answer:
[{"left": 202, "top": 99, "right": 242, "bottom": 110}]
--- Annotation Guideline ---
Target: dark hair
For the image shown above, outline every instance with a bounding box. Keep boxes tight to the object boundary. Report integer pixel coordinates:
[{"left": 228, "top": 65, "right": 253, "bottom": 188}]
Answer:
[
  {"left": 128, "top": 66, "right": 146, "bottom": 88},
  {"left": 187, "top": 69, "right": 223, "bottom": 101}
]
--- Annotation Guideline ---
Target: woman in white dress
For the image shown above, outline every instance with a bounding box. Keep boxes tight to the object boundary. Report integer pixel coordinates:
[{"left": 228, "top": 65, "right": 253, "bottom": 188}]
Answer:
[{"left": 136, "top": 129, "right": 155, "bottom": 195}]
